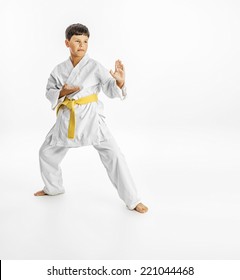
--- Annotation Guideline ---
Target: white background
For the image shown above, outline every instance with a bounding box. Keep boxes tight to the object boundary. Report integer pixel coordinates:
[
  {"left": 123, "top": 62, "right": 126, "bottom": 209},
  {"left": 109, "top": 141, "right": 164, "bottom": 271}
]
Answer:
[{"left": 0, "top": 0, "right": 240, "bottom": 260}]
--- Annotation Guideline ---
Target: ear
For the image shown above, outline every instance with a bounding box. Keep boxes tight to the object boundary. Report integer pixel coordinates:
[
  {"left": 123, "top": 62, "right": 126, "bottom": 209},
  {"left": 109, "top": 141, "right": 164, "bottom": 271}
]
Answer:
[{"left": 65, "top": 39, "right": 70, "bottom": 47}]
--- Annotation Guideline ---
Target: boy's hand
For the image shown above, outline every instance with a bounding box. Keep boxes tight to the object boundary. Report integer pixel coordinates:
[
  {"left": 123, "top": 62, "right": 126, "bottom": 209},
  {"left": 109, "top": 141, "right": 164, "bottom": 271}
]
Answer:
[
  {"left": 59, "top": 84, "right": 80, "bottom": 98},
  {"left": 110, "top": 60, "right": 125, "bottom": 88}
]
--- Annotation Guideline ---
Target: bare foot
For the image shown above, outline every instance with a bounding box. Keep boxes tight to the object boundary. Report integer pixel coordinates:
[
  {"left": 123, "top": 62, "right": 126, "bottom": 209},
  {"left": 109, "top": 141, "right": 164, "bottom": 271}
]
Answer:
[
  {"left": 34, "top": 190, "right": 48, "bottom": 196},
  {"left": 134, "top": 203, "right": 148, "bottom": 213}
]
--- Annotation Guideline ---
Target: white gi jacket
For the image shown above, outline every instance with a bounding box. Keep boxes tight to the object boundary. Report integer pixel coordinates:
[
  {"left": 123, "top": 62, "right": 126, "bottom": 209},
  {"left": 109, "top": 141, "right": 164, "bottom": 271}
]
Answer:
[{"left": 45, "top": 54, "right": 126, "bottom": 147}]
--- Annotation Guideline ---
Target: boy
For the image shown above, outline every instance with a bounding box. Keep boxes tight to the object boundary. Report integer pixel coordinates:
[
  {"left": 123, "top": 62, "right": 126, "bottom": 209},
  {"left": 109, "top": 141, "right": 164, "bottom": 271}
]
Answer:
[{"left": 34, "top": 23, "right": 148, "bottom": 213}]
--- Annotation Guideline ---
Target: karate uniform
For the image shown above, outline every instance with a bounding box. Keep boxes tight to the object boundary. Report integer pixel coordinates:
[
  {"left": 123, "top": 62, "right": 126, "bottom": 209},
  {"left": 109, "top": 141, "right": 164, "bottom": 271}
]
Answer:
[{"left": 39, "top": 54, "right": 140, "bottom": 209}]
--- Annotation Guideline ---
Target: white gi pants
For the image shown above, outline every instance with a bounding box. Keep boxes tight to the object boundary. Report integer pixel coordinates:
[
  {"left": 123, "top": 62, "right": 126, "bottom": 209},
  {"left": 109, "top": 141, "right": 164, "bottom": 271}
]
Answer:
[{"left": 39, "top": 135, "right": 141, "bottom": 210}]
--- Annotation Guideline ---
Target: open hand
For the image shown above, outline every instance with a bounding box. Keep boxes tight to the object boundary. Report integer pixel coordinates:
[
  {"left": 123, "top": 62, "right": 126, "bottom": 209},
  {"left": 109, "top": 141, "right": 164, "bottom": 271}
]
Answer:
[
  {"left": 110, "top": 60, "right": 125, "bottom": 88},
  {"left": 59, "top": 84, "right": 80, "bottom": 98}
]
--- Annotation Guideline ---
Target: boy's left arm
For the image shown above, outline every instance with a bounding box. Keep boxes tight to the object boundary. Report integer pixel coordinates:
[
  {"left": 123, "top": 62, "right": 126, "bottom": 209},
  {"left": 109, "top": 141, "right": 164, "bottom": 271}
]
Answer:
[
  {"left": 98, "top": 60, "right": 127, "bottom": 100},
  {"left": 110, "top": 59, "right": 125, "bottom": 88}
]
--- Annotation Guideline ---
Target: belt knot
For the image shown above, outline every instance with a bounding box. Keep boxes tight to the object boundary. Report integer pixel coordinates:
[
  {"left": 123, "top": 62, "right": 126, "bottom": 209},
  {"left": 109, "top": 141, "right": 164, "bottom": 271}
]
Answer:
[
  {"left": 56, "top": 94, "right": 98, "bottom": 139},
  {"left": 66, "top": 99, "right": 75, "bottom": 110}
]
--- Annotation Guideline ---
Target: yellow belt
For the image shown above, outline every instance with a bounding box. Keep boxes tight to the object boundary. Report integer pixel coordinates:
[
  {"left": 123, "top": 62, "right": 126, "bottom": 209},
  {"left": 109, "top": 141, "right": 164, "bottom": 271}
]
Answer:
[{"left": 56, "top": 94, "right": 98, "bottom": 139}]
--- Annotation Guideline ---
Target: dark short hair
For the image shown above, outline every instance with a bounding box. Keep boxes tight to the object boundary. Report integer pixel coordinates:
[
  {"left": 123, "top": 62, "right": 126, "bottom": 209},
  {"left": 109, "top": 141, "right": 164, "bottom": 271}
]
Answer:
[{"left": 65, "top": 23, "right": 90, "bottom": 40}]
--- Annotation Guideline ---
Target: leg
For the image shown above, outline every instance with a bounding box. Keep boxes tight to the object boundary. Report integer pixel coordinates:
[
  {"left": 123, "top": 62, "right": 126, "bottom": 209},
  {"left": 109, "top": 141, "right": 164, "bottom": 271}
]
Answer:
[
  {"left": 93, "top": 136, "right": 147, "bottom": 212},
  {"left": 37, "top": 135, "right": 69, "bottom": 195}
]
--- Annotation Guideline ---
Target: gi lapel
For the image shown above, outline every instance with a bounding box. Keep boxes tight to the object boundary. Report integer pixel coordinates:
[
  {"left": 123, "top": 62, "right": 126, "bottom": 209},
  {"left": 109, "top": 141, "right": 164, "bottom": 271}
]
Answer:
[{"left": 66, "top": 54, "right": 90, "bottom": 85}]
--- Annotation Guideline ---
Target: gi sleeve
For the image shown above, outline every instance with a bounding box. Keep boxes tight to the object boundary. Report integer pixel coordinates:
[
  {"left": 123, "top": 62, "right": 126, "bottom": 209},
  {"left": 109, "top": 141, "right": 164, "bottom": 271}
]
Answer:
[
  {"left": 97, "top": 62, "right": 127, "bottom": 100},
  {"left": 45, "top": 73, "right": 65, "bottom": 110}
]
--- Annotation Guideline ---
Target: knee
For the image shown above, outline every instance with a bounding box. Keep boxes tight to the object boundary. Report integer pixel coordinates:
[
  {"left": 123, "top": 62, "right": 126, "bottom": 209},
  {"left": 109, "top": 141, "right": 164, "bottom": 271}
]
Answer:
[
  {"left": 39, "top": 136, "right": 52, "bottom": 159},
  {"left": 39, "top": 143, "right": 49, "bottom": 160},
  {"left": 39, "top": 146, "right": 45, "bottom": 160},
  {"left": 98, "top": 138, "right": 126, "bottom": 163},
  {"left": 106, "top": 147, "right": 124, "bottom": 163}
]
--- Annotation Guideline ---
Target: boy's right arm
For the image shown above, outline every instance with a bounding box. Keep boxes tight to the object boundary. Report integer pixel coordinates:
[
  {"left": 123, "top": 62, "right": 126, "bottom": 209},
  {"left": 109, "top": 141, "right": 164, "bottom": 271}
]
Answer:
[
  {"left": 46, "top": 73, "right": 80, "bottom": 110},
  {"left": 59, "top": 84, "right": 80, "bottom": 99}
]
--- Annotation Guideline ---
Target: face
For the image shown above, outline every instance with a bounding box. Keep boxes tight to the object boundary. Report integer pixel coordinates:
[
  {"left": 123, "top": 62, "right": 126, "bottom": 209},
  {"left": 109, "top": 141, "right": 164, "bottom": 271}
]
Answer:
[{"left": 65, "top": 34, "right": 89, "bottom": 58}]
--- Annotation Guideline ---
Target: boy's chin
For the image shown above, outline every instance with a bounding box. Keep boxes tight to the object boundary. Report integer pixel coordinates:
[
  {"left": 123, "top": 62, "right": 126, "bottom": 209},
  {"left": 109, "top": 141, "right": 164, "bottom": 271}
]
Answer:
[{"left": 76, "top": 52, "right": 86, "bottom": 57}]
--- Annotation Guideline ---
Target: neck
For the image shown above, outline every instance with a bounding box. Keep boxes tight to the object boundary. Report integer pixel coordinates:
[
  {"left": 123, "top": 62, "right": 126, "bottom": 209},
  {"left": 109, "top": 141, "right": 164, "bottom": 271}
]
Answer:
[{"left": 70, "top": 54, "right": 85, "bottom": 67}]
